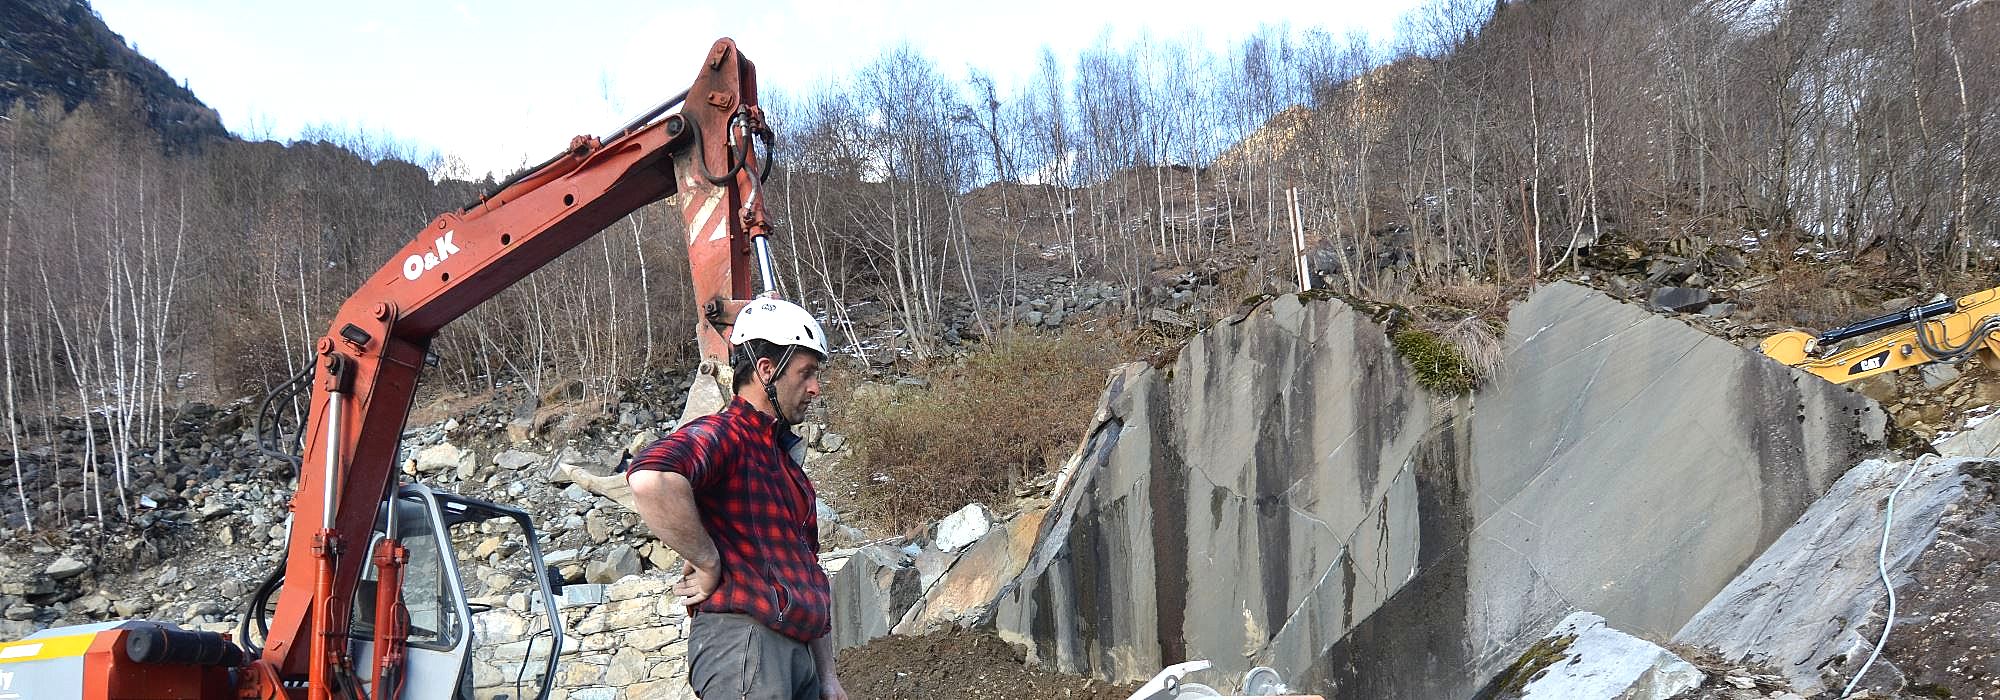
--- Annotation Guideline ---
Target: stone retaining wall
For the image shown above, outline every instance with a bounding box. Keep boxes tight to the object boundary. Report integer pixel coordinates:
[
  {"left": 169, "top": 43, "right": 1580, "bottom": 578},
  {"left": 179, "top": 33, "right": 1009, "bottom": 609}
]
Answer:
[{"left": 470, "top": 574, "right": 694, "bottom": 700}]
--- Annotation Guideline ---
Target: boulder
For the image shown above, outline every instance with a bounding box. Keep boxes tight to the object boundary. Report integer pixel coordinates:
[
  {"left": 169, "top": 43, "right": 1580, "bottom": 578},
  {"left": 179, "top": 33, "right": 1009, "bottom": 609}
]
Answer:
[
  {"left": 619, "top": 408, "right": 656, "bottom": 428},
  {"left": 45, "top": 556, "right": 89, "bottom": 580},
  {"left": 895, "top": 509, "right": 1045, "bottom": 636},
  {"left": 638, "top": 541, "right": 679, "bottom": 571},
  {"left": 561, "top": 584, "right": 608, "bottom": 608},
  {"left": 827, "top": 544, "right": 921, "bottom": 650},
  {"left": 556, "top": 463, "right": 635, "bottom": 512},
  {"left": 1488, "top": 611, "right": 1703, "bottom": 699},
  {"left": 1673, "top": 457, "right": 1978, "bottom": 695},
  {"left": 414, "top": 443, "right": 472, "bottom": 477},
  {"left": 1649, "top": 286, "right": 1713, "bottom": 312},
  {"left": 494, "top": 450, "right": 542, "bottom": 472},
  {"left": 1147, "top": 308, "right": 1195, "bottom": 329},
  {"left": 584, "top": 510, "right": 613, "bottom": 544},
  {"left": 505, "top": 416, "right": 538, "bottom": 444},
  {"left": 545, "top": 549, "right": 583, "bottom": 566},
  {"left": 112, "top": 598, "right": 151, "bottom": 618},
  {"left": 933, "top": 503, "right": 991, "bottom": 553},
  {"left": 1938, "top": 412, "right": 2000, "bottom": 458},
  {"left": 0, "top": 620, "right": 34, "bottom": 640},
  {"left": 627, "top": 625, "right": 680, "bottom": 653},
  {"left": 472, "top": 609, "right": 530, "bottom": 642},
  {"left": 818, "top": 432, "right": 847, "bottom": 453},
  {"left": 1921, "top": 363, "right": 1961, "bottom": 389},
  {"left": 586, "top": 545, "right": 641, "bottom": 585},
  {"left": 607, "top": 574, "right": 671, "bottom": 601}
]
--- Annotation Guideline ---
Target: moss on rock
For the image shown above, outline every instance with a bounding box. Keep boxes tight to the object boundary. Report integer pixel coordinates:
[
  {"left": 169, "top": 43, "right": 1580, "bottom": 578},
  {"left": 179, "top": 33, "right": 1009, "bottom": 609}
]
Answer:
[
  {"left": 1486, "top": 633, "right": 1578, "bottom": 695},
  {"left": 1391, "top": 328, "right": 1481, "bottom": 396}
]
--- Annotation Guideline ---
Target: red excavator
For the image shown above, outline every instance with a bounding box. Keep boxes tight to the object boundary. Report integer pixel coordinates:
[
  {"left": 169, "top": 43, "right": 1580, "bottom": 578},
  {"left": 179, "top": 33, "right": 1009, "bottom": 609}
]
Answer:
[{"left": 0, "top": 38, "right": 777, "bottom": 700}]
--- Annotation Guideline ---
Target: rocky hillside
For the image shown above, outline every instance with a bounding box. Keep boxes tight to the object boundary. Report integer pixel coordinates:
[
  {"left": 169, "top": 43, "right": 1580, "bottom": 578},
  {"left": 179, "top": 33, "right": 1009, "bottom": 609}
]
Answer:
[{"left": 0, "top": 0, "right": 225, "bottom": 145}]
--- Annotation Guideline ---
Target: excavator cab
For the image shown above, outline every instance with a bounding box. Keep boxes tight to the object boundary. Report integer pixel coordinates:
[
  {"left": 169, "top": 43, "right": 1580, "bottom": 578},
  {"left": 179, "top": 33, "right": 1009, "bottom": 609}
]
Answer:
[
  {"left": 251, "top": 375, "right": 564, "bottom": 700},
  {"left": 347, "top": 485, "right": 565, "bottom": 700}
]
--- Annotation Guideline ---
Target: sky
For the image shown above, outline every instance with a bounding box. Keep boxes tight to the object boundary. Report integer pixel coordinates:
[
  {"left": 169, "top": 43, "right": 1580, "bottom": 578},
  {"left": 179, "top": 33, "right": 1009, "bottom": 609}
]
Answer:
[{"left": 90, "top": 1, "right": 1422, "bottom": 179}]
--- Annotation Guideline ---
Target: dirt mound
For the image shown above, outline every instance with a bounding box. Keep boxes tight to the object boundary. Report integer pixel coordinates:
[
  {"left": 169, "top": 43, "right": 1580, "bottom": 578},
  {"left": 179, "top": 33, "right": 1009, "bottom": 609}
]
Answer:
[{"left": 836, "top": 629, "right": 1140, "bottom": 700}]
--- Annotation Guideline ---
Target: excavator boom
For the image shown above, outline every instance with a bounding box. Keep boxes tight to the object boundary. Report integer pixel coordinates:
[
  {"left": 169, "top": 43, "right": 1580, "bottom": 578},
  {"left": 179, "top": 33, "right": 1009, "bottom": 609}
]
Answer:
[{"left": 1761, "top": 286, "right": 2000, "bottom": 383}]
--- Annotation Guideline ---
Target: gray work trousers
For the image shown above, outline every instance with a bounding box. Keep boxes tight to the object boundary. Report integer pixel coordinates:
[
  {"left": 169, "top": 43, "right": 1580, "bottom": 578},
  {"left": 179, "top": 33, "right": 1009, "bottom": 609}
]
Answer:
[{"left": 687, "top": 612, "right": 821, "bottom": 700}]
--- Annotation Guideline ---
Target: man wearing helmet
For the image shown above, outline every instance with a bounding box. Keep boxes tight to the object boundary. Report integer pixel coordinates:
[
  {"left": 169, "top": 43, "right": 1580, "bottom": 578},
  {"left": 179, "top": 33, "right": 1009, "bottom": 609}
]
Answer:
[{"left": 626, "top": 298, "right": 847, "bottom": 700}]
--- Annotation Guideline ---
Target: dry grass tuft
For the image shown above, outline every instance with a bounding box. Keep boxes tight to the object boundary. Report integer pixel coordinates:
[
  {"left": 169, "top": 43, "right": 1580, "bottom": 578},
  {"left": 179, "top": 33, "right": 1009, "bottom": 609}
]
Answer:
[{"left": 830, "top": 328, "right": 1137, "bottom": 530}]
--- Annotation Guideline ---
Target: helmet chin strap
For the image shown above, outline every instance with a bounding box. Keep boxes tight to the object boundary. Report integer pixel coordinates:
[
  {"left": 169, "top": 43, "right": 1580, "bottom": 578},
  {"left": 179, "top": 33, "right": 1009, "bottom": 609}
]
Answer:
[{"left": 761, "top": 344, "right": 801, "bottom": 427}]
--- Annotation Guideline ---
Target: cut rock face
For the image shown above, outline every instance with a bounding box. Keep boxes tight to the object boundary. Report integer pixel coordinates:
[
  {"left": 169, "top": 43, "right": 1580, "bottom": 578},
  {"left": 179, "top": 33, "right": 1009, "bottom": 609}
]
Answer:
[{"left": 967, "top": 283, "right": 1882, "bottom": 698}]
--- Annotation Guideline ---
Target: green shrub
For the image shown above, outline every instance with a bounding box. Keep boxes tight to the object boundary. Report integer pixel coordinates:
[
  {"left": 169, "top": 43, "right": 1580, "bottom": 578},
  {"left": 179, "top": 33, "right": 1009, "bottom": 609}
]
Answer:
[{"left": 1391, "top": 328, "right": 1480, "bottom": 397}]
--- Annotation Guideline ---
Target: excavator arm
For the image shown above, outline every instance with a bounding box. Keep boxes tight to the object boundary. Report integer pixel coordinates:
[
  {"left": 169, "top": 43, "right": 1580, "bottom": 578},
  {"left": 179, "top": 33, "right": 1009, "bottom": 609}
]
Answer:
[
  {"left": 1761, "top": 286, "right": 2000, "bottom": 383},
  {"left": 237, "top": 37, "right": 776, "bottom": 698}
]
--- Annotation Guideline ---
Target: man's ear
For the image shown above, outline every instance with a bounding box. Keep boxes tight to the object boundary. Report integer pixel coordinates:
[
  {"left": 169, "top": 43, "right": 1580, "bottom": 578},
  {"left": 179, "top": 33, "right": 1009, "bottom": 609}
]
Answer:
[{"left": 755, "top": 356, "right": 778, "bottom": 385}]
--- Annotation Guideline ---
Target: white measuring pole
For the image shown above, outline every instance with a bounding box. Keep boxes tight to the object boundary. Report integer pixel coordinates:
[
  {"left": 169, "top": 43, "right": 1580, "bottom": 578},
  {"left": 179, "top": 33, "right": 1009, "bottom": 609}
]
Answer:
[{"left": 1287, "top": 188, "right": 1310, "bottom": 292}]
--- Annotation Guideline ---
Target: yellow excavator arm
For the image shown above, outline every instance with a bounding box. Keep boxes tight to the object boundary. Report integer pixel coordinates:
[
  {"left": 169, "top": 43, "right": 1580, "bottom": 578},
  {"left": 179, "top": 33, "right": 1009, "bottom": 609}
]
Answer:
[{"left": 1761, "top": 287, "right": 2000, "bottom": 383}]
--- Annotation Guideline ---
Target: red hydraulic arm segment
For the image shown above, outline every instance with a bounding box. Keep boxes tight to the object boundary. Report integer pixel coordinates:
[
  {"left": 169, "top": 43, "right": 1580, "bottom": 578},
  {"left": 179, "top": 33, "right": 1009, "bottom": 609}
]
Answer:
[{"left": 245, "top": 38, "right": 769, "bottom": 698}]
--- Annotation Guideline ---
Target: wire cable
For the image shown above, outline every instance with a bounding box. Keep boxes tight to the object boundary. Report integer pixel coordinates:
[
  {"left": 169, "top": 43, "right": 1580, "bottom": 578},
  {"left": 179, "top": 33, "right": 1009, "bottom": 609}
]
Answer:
[{"left": 1842, "top": 454, "right": 1932, "bottom": 697}]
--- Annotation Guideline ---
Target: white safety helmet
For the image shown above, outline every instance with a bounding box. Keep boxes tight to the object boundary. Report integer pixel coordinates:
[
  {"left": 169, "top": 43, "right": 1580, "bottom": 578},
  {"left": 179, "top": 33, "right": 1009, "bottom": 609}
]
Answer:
[{"left": 729, "top": 298, "right": 830, "bottom": 358}]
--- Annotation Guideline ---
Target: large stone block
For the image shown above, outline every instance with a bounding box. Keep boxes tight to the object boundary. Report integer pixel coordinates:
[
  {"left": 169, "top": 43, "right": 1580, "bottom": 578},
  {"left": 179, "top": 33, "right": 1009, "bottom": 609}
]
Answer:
[
  {"left": 648, "top": 656, "right": 687, "bottom": 680},
  {"left": 1673, "top": 457, "right": 1978, "bottom": 696},
  {"left": 981, "top": 284, "right": 1885, "bottom": 698},
  {"left": 895, "top": 508, "right": 1046, "bottom": 636},
  {"left": 415, "top": 443, "right": 473, "bottom": 477},
  {"left": 605, "top": 598, "right": 657, "bottom": 629},
  {"left": 1488, "top": 611, "right": 1704, "bottom": 699},
  {"left": 827, "top": 543, "right": 920, "bottom": 649},
  {"left": 586, "top": 545, "right": 641, "bottom": 584}
]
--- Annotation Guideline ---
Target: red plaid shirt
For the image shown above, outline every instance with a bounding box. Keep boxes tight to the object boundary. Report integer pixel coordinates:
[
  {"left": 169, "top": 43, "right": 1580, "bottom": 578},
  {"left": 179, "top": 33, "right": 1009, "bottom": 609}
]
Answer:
[{"left": 627, "top": 397, "right": 830, "bottom": 642}]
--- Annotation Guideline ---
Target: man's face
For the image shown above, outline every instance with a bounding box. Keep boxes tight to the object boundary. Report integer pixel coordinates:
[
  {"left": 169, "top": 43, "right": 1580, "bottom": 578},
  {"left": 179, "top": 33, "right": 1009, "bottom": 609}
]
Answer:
[{"left": 762, "top": 351, "right": 823, "bottom": 419}]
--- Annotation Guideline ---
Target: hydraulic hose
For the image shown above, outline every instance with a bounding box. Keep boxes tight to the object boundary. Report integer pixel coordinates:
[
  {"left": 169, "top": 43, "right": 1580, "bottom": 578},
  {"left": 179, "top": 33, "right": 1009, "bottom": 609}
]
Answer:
[
  {"left": 237, "top": 559, "right": 286, "bottom": 656},
  {"left": 1912, "top": 311, "right": 2000, "bottom": 361},
  {"left": 255, "top": 365, "right": 312, "bottom": 470},
  {"left": 681, "top": 111, "right": 749, "bottom": 186}
]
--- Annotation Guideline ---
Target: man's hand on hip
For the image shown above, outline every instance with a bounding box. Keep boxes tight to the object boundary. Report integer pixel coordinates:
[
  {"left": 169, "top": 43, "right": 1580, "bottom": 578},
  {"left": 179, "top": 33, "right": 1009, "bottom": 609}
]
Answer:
[{"left": 674, "top": 558, "right": 721, "bottom": 607}]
